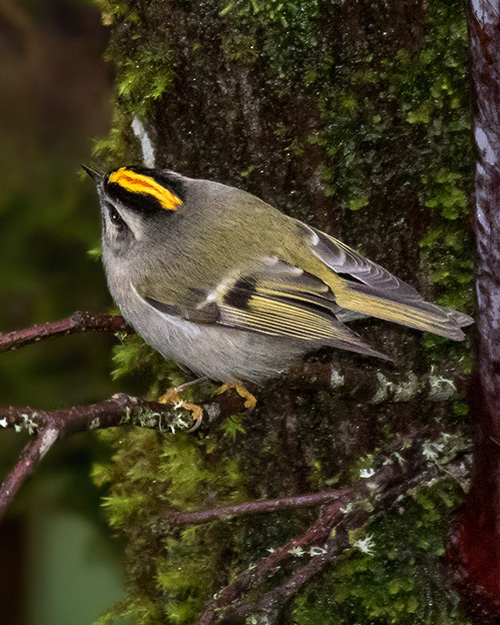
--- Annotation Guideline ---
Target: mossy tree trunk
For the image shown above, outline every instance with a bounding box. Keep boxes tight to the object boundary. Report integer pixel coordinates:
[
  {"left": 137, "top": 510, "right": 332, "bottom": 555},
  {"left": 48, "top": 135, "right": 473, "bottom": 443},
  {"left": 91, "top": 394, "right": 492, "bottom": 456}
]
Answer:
[{"left": 92, "top": 1, "right": 475, "bottom": 623}]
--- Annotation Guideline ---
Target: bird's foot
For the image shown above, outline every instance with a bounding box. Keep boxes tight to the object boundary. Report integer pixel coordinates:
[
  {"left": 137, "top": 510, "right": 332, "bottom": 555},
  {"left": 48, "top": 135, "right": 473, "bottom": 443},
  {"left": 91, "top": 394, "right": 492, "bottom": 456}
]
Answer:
[
  {"left": 159, "top": 380, "right": 207, "bottom": 431},
  {"left": 216, "top": 383, "right": 257, "bottom": 411}
]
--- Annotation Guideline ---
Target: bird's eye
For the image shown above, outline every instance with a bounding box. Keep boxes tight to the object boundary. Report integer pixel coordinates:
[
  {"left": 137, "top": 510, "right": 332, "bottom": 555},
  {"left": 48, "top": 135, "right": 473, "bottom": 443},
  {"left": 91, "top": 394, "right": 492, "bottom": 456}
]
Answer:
[{"left": 108, "top": 205, "right": 126, "bottom": 229}]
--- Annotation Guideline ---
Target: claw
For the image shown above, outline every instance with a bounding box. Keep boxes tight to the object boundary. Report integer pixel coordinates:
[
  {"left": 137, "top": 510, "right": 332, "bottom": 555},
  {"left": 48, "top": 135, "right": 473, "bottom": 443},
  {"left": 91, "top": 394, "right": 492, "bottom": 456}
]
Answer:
[
  {"left": 159, "top": 388, "right": 182, "bottom": 405},
  {"left": 216, "top": 383, "right": 257, "bottom": 411},
  {"left": 159, "top": 386, "right": 204, "bottom": 430}
]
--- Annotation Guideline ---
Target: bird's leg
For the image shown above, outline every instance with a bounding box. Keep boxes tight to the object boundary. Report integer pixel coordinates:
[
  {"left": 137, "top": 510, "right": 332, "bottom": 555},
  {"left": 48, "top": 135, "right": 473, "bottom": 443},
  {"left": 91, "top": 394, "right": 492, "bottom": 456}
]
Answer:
[
  {"left": 158, "top": 376, "right": 209, "bottom": 403},
  {"left": 159, "top": 376, "right": 209, "bottom": 430},
  {"left": 215, "top": 382, "right": 257, "bottom": 410}
]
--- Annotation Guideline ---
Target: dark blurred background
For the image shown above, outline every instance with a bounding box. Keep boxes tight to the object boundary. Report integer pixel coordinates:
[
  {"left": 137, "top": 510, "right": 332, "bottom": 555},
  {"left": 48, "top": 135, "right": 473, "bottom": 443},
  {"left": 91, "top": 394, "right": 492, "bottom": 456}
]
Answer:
[{"left": 0, "top": 1, "right": 128, "bottom": 622}]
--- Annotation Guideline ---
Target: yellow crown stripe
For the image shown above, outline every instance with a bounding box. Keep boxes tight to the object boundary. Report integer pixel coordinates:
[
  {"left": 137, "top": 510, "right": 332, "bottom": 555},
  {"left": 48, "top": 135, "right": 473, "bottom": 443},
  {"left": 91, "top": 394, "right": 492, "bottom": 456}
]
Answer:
[{"left": 108, "top": 168, "right": 182, "bottom": 210}]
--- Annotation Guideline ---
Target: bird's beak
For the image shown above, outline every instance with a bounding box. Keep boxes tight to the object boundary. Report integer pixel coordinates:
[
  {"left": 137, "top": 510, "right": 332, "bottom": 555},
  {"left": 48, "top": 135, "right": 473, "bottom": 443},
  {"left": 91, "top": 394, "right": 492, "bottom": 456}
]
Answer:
[{"left": 81, "top": 164, "right": 103, "bottom": 180}]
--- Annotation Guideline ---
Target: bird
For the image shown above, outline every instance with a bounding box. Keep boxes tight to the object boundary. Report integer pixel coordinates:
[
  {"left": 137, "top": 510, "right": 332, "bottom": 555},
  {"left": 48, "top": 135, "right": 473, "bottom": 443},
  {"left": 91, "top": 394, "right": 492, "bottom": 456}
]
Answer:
[{"left": 84, "top": 165, "right": 472, "bottom": 412}]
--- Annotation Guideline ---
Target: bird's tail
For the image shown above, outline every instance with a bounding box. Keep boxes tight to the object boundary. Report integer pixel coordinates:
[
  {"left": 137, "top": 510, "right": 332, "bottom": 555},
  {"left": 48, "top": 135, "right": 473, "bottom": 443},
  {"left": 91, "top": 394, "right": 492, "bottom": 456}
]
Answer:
[{"left": 335, "top": 281, "right": 473, "bottom": 341}]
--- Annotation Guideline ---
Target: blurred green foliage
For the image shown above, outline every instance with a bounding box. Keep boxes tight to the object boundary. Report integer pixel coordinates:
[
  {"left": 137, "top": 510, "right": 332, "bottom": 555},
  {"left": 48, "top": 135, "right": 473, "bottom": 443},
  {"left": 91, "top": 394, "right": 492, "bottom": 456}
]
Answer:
[
  {"left": 0, "top": 2, "right": 131, "bottom": 624},
  {"left": 0, "top": 0, "right": 116, "bottom": 408}
]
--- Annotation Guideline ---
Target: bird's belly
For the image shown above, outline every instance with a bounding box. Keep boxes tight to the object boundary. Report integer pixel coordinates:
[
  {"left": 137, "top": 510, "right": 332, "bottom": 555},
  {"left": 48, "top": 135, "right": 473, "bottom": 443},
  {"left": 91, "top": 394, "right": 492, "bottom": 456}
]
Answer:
[{"left": 116, "top": 291, "right": 305, "bottom": 383}]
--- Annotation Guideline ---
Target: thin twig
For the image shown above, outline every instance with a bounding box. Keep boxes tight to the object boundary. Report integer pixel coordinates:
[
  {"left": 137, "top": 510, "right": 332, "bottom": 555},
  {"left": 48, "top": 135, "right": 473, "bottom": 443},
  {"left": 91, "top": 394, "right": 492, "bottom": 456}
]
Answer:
[
  {"left": 233, "top": 521, "right": 355, "bottom": 623},
  {"left": 195, "top": 494, "right": 354, "bottom": 625},
  {"left": 246, "top": 465, "right": 438, "bottom": 625},
  {"left": 196, "top": 460, "right": 439, "bottom": 625},
  {"left": 167, "top": 489, "right": 350, "bottom": 526},
  {"left": 0, "top": 312, "right": 133, "bottom": 354},
  {"left": 0, "top": 426, "right": 58, "bottom": 516},
  {"left": 0, "top": 391, "right": 248, "bottom": 521}
]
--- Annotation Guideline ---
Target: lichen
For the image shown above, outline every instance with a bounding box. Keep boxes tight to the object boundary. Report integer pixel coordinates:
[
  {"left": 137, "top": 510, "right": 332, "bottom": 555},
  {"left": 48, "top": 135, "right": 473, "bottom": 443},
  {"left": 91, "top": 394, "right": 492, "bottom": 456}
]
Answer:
[{"left": 292, "top": 480, "right": 470, "bottom": 625}]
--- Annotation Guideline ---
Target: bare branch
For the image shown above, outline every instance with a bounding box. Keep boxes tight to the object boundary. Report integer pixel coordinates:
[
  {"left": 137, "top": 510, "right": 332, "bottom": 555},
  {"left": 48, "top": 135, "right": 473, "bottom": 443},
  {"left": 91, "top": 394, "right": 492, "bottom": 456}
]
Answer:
[
  {"left": 0, "top": 390, "right": 248, "bottom": 438},
  {"left": 195, "top": 494, "right": 355, "bottom": 625},
  {"left": 0, "top": 312, "right": 133, "bottom": 354},
  {"left": 0, "top": 426, "right": 58, "bottom": 517},
  {"left": 167, "top": 488, "right": 350, "bottom": 526},
  {"left": 0, "top": 390, "right": 248, "bottom": 521},
  {"left": 233, "top": 527, "right": 352, "bottom": 624},
  {"left": 196, "top": 460, "right": 439, "bottom": 625}
]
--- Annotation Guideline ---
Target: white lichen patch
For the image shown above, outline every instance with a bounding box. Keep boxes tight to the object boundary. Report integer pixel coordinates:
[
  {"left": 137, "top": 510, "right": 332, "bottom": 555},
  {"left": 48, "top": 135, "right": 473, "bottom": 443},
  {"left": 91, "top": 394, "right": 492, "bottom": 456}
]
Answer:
[
  {"left": 428, "top": 375, "right": 456, "bottom": 401},
  {"left": 369, "top": 372, "right": 389, "bottom": 404},
  {"left": 392, "top": 372, "right": 419, "bottom": 402},
  {"left": 359, "top": 467, "right": 375, "bottom": 479},
  {"left": 89, "top": 417, "right": 101, "bottom": 430},
  {"left": 353, "top": 533, "right": 376, "bottom": 556},
  {"left": 309, "top": 546, "right": 327, "bottom": 557},
  {"left": 330, "top": 366, "right": 345, "bottom": 389},
  {"left": 22, "top": 413, "right": 39, "bottom": 435},
  {"left": 288, "top": 546, "right": 305, "bottom": 557}
]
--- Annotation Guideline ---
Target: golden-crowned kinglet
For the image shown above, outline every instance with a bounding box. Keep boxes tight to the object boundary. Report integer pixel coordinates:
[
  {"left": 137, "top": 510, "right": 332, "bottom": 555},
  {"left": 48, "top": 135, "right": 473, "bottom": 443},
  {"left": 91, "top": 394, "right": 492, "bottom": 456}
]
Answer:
[{"left": 84, "top": 165, "right": 472, "bottom": 383}]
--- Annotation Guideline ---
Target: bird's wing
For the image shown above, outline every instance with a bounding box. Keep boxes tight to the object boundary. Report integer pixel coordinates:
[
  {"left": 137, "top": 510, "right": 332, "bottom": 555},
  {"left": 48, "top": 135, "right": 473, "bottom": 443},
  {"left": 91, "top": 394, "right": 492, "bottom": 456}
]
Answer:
[
  {"left": 137, "top": 257, "right": 389, "bottom": 360},
  {"left": 300, "top": 223, "right": 473, "bottom": 337},
  {"left": 304, "top": 224, "right": 421, "bottom": 299}
]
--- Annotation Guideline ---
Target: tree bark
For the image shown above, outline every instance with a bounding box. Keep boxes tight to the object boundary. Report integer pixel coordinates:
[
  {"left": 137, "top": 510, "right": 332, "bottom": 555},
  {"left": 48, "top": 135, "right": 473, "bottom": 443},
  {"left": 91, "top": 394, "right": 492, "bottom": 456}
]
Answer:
[{"left": 454, "top": 1, "right": 500, "bottom": 615}]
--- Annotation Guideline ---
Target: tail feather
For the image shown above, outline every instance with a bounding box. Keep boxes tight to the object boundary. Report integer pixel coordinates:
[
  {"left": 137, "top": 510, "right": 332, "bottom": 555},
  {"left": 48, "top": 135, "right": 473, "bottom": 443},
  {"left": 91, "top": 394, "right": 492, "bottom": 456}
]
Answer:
[
  {"left": 335, "top": 282, "right": 470, "bottom": 341},
  {"left": 323, "top": 332, "right": 391, "bottom": 362},
  {"left": 443, "top": 307, "right": 474, "bottom": 328}
]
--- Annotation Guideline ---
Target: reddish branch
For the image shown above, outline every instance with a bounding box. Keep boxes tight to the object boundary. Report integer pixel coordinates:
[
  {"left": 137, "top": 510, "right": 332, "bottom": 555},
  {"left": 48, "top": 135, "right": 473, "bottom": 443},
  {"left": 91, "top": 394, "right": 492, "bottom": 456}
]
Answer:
[
  {"left": 0, "top": 311, "right": 133, "bottom": 354},
  {"left": 0, "top": 390, "right": 250, "bottom": 435},
  {"left": 167, "top": 489, "right": 350, "bottom": 526},
  {"left": 196, "top": 461, "right": 438, "bottom": 625},
  {"left": 233, "top": 529, "right": 352, "bottom": 623},
  {"left": 0, "top": 427, "right": 58, "bottom": 518},
  {"left": 0, "top": 391, "right": 247, "bottom": 519},
  {"left": 195, "top": 495, "right": 353, "bottom": 625},
  {"left": 234, "top": 531, "right": 349, "bottom": 623}
]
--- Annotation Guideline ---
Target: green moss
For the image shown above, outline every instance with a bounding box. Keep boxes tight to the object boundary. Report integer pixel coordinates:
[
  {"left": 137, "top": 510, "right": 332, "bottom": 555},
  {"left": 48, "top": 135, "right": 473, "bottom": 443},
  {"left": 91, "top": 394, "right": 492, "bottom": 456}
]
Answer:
[
  {"left": 92, "top": 0, "right": 177, "bottom": 169},
  {"left": 92, "top": 420, "right": 252, "bottom": 624},
  {"left": 219, "top": 2, "right": 473, "bottom": 358},
  {"left": 293, "top": 480, "right": 470, "bottom": 625},
  {"left": 219, "top": 0, "right": 322, "bottom": 73}
]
